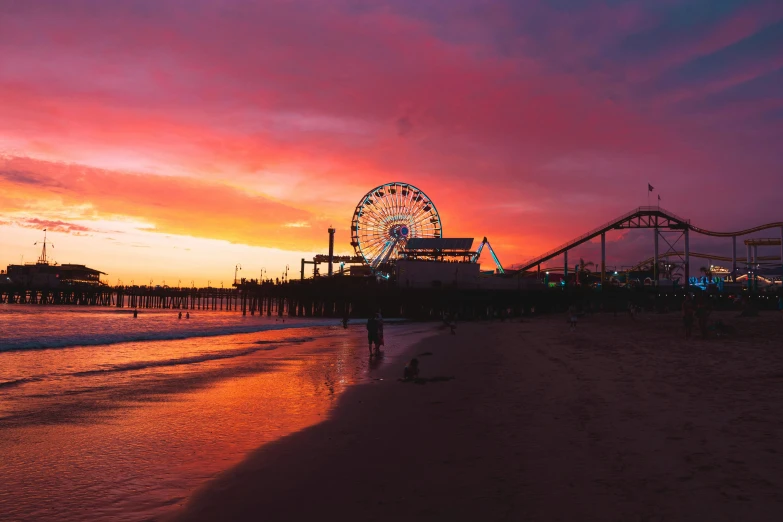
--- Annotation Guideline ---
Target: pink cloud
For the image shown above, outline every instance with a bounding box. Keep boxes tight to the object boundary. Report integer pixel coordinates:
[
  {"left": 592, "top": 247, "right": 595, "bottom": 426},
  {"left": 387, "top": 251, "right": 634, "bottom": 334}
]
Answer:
[
  {"left": 15, "top": 218, "right": 96, "bottom": 235},
  {"left": 0, "top": 1, "right": 780, "bottom": 269}
]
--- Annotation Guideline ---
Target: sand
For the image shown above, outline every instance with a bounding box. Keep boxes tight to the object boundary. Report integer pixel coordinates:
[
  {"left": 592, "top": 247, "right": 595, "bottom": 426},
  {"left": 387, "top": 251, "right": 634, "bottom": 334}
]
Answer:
[{"left": 168, "top": 310, "right": 783, "bottom": 522}]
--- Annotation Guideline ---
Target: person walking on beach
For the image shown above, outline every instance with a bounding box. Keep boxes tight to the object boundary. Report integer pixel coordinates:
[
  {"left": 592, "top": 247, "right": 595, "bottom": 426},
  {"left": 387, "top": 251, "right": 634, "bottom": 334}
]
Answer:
[
  {"left": 178, "top": 312, "right": 182, "bottom": 320},
  {"left": 568, "top": 305, "right": 577, "bottom": 329},
  {"left": 682, "top": 294, "right": 695, "bottom": 339},
  {"left": 366, "top": 314, "right": 380, "bottom": 356},
  {"left": 133, "top": 308, "right": 138, "bottom": 318}
]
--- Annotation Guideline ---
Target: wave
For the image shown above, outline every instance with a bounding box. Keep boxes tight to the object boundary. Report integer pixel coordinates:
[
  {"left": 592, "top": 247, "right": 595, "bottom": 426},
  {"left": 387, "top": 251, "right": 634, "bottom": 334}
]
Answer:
[
  {"left": 255, "top": 336, "right": 314, "bottom": 345},
  {"left": 0, "top": 377, "right": 41, "bottom": 389},
  {"left": 0, "top": 320, "right": 338, "bottom": 352},
  {"left": 73, "top": 347, "right": 267, "bottom": 376}
]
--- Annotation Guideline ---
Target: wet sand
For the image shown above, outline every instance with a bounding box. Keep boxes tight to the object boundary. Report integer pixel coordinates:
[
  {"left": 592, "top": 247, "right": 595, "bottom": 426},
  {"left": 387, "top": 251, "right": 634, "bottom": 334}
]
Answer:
[
  {"left": 0, "top": 319, "right": 432, "bottom": 522},
  {"left": 170, "top": 311, "right": 783, "bottom": 522}
]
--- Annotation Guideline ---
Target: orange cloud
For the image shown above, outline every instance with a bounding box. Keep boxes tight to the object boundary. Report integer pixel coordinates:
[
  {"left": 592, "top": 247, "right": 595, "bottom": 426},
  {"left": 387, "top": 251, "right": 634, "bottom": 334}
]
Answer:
[{"left": 1, "top": 156, "right": 334, "bottom": 251}]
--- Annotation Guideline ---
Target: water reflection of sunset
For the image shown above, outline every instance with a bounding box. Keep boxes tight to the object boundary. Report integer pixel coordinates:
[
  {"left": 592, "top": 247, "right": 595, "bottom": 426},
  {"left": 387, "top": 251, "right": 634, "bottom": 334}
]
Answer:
[{"left": 0, "top": 323, "right": 430, "bottom": 522}]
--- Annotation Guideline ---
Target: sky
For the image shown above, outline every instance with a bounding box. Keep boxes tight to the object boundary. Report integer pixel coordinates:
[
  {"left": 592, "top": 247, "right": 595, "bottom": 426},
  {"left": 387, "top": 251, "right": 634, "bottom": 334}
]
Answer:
[{"left": 1, "top": 0, "right": 782, "bottom": 285}]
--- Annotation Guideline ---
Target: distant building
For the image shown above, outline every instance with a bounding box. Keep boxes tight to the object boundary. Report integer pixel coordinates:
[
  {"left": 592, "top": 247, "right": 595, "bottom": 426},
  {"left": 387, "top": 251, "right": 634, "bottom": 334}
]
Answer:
[
  {"left": 5, "top": 263, "right": 106, "bottom": 288},
  {"left": 395, "top": 259, "right": 480, "bottom": 288}
]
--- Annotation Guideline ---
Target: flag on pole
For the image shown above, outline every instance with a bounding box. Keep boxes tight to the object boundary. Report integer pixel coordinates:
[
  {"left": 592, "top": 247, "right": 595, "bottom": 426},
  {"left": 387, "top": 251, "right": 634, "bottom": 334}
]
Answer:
[
  {"left": 658, "top": 194, "right": 661, "bottom": 201},
  {"left": 648, "top": 183, "right": 654, "bottom": 192}
]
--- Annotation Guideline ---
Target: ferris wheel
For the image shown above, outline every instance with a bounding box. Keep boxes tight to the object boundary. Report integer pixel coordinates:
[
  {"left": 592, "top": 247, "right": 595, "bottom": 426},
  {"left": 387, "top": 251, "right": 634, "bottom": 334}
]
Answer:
[{"left": 351, "top": 182, "right": 442, "bottom": 270}]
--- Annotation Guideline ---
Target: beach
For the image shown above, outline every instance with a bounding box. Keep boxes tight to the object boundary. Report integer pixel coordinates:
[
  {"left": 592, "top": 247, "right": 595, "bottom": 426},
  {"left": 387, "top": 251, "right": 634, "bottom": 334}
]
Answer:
[
  {"left": 0, "top": 307, "right": 432, "bottom": 522},
  {"left": 170, "top": 310, "right": 783, "bottom": 522}
]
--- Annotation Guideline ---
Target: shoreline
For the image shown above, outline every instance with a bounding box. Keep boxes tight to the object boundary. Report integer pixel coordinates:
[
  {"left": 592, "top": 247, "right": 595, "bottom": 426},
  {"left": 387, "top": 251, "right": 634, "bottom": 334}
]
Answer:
[
  {"left": 1, "top": 320, "right": 432, "bottom": 522},
  {"left": 168, "top": 311, "right": 783, "bottom": 522}
]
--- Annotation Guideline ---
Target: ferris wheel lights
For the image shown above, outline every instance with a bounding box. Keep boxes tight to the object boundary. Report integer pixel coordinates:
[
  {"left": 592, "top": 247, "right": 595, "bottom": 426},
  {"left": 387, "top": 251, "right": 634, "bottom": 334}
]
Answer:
[{"left": 351, "top": 182, "right": 442, "bottom": 276}]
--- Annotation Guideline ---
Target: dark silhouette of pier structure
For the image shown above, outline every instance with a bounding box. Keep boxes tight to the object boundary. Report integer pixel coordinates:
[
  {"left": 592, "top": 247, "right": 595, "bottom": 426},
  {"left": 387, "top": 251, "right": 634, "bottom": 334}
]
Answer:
[{"left": 2, "top": 206, "right": 780, "bottom": 317}]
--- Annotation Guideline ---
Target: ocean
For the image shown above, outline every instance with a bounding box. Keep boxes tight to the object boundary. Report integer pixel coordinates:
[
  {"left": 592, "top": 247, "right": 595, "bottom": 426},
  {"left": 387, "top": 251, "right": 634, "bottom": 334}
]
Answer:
[{"left": 0, "top": 306, "right": 426, "bottom": 522}]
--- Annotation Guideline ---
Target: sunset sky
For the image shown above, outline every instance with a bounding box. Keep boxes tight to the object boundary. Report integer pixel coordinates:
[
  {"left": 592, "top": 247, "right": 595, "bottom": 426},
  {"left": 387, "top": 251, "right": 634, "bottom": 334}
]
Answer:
[{"left": 1, "top": 0, "right": 782, "bottom": 285}]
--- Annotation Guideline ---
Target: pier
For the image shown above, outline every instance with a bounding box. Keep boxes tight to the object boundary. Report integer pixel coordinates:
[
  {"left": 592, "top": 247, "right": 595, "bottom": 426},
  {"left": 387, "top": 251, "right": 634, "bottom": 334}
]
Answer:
[{"left": 2, "top": 277, "right": 781, "bottom": 320}]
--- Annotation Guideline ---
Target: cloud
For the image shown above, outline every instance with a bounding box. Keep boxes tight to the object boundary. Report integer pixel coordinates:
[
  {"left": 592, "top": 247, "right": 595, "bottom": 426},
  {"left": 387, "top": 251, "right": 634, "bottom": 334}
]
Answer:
[
  {"left": 0, "top": 155, "right": 328, "bottom": 251},
  {"left": 0, "top": 0, "right": 781, "bottom": 268},
  {"left": 0, "top": 169, "right": 60, "bottom": 187},
  {"left": 13, "top": 218, "right": 97, "bottom": 235},
  {"left": 396, "top": 117, "right": 413, "bottom": 137}
]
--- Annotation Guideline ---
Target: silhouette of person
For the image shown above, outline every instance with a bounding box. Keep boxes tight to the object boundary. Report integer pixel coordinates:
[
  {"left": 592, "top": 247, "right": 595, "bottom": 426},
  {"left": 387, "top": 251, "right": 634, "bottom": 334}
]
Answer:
[{"left": 366, "top": 315, "right": 380, "bottom": 356}]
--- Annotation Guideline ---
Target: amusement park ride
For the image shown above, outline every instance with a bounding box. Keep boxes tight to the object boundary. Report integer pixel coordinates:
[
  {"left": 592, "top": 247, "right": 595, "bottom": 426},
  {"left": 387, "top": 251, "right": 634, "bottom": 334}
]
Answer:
[
  {"left": 301, "top": 182, "right": 504, "bottom": 280},
  {"left": 301, "top": 182, "right": 782, "bottom": 290},
  {"left": 510, "top": 206, "right": 783, "bottom": 289}
]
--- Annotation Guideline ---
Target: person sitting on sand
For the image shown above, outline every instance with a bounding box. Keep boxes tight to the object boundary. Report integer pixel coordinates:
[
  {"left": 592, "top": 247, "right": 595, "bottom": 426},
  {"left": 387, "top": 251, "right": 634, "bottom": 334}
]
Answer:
[
  {"left": 714, "top": 319, "right": 734, "bottom": 338},
  {"left": 403, "top": 358, "right": 419, "bottom": 381}
]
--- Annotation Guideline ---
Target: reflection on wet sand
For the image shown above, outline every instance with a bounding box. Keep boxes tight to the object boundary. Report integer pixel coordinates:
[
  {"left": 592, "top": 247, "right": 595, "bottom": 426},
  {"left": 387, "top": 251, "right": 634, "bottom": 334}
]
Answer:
[{"left": 0, "top": 323, "right": 430, "bottom": 522}]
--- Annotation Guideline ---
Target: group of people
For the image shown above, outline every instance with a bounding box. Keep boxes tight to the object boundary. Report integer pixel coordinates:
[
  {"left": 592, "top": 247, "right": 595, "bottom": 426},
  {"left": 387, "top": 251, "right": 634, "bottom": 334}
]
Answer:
[
  {"left": 682, "top": 294, "right": 712, "bottom": 339},
  {"left": 360, "top": 311, "right": 422, "bottom": 380},
  {"left": 131, "top": 309, "right": 193, "bottom": 319}
]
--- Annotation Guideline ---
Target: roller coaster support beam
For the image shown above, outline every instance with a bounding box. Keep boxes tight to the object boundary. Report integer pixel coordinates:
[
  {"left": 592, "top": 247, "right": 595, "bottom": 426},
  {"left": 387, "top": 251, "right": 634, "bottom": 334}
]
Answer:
[
  {"left": 564, "top": 250, "right": 568, "bottom": 287},
  {"left": 654, "top": 226, "right": 659, "bottom": 285},
  {"left": 684, "top": 227, "right": 690, "bottom": 288},
  {"left": 601, "top": 232, "right": 606, "bottom": 287},
  {"left": 754, "top": 245, "right": 759, "bottom": 292},
  {"left": 732, "top": 237, "right": 737, "bottom": 276}
]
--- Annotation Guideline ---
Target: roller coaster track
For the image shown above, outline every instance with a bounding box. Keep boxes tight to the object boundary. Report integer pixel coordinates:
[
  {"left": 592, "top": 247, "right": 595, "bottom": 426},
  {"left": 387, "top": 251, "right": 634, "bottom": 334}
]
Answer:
[
  {"left": 513, "top": 206, "right": 783, "bottom": 273},
  {"left": 532, "top": 252, "right": 782, "bottom": 276},
  {"left": 625, "top": 252, "right": 782, "bottom": 274}
]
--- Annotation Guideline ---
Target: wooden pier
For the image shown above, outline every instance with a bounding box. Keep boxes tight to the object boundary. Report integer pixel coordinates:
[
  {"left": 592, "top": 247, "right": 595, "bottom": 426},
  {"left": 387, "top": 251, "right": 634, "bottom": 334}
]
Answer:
[
  {"left": 0, "top": 279, "right": 556, "bottom": 319},
  {"left": 1, "top": 279, "right": 778, "bottom": 319}
]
